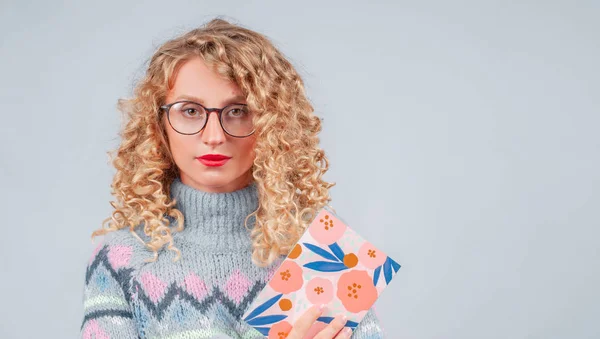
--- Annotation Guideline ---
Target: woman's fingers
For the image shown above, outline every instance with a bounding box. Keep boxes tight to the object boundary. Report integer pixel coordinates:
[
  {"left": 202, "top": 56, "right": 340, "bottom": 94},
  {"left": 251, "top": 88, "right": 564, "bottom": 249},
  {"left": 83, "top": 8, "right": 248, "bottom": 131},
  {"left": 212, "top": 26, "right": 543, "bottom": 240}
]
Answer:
[
  {"left": 287, "top": 305, "right": 353, "bottom": 339},
  {"left": 334, "top": 327, "right": 353, "bottom": 338},
  {"left": 287, "top": 304, "right": 325, "bottom": 339},
  {"left": 314, "top": 314, "right": 350, "bottom": 339}
]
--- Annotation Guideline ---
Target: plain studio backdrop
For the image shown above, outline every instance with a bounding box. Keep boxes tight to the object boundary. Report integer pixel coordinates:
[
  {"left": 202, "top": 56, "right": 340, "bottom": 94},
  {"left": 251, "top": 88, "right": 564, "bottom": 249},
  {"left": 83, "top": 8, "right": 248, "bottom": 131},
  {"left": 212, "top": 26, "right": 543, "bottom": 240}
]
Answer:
[{"left": 0, "top": 1, "right": 598, "bottom": 338}]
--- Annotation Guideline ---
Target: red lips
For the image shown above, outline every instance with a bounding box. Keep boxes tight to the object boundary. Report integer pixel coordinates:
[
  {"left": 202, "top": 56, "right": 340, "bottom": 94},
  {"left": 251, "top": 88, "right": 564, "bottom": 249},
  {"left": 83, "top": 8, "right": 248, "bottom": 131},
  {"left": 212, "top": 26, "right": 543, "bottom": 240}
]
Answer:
[{"left": 198, "top": 154, "right": 231, "bottom": 161}]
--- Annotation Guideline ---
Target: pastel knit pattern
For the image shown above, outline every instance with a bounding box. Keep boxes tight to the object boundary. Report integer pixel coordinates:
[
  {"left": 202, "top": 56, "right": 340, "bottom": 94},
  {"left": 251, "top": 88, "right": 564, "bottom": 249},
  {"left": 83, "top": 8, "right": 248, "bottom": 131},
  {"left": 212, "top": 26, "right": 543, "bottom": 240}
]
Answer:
[{"left": 80, "top": 178, "right": 386, "bottom": 338}]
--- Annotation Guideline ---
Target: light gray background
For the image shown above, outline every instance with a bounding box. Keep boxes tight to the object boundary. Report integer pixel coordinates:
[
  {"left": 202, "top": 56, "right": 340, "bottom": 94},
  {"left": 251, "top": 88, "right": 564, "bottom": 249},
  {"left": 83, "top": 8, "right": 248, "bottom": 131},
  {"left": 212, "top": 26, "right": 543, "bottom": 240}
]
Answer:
[{"left": 0, "top": 1, "right": 598, "bottom": 338}]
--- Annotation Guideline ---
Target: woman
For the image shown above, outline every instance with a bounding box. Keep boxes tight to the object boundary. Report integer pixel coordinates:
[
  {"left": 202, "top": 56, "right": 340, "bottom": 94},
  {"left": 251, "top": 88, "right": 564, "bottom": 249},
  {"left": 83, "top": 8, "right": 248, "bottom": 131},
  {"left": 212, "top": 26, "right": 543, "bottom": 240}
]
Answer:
[{"left": 80, "top": 18, "right": 385, "bottom": 339}]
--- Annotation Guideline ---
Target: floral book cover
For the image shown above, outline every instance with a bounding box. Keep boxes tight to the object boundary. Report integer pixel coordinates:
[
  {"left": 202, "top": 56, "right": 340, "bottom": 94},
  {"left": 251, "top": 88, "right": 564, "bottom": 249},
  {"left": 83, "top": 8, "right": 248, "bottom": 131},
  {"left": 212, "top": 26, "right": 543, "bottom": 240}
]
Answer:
[{"left": 242, "top": 205, "right": 401, "bottom": 338}]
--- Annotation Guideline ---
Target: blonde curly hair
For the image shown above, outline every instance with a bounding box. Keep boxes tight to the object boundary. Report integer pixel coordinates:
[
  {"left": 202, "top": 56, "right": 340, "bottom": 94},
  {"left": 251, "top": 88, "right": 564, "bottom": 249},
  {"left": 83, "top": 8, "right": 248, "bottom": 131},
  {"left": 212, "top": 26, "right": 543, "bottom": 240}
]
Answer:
[{"left": 90, "top": 17, "right": 336, "bottom": 267}]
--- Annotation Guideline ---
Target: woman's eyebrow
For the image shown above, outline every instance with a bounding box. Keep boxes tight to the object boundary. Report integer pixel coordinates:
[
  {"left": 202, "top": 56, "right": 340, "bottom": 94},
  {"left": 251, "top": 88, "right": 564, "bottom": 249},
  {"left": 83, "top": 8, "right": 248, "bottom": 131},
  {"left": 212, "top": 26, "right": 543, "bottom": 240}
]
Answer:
[{"left": 174, "top": 94, "right": 246, "bottom": 105}]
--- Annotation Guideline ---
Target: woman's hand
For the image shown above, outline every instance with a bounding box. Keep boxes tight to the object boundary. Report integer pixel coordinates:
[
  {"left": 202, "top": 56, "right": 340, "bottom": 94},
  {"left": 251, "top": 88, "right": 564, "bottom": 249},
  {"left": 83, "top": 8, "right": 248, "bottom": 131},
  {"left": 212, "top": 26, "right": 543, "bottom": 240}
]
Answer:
[{"left": 286, "top": 304, "right": 353, "bottom": 339}]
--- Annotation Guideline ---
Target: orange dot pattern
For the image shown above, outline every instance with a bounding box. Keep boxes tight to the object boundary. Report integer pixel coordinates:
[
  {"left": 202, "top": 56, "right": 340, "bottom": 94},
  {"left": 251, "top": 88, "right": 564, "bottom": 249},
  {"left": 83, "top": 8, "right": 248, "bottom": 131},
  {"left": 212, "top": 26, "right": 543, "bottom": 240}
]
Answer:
[
  {"left": 279, "top": 269, "right": 292, "bottom": 281},
  {"left": 279, "top": 298, "right": 292, "bottom": 311},
  {"left": 346, "top": 282, "right": 363, "bottom": 299},
  {"left": 319, "top": 214, "right": 335, "bottom": 231},
  {"left": 343, "top": 253, "right": 358, "bottom": 268},
  {"left": 368, "top": 249, "right": 377, "bottom": 258},
  {"left": 313, "top": 286, "right": 325, "bottom": 295},
  {"left": 288, "top": 243, "right": 302, "bottom": 259}
]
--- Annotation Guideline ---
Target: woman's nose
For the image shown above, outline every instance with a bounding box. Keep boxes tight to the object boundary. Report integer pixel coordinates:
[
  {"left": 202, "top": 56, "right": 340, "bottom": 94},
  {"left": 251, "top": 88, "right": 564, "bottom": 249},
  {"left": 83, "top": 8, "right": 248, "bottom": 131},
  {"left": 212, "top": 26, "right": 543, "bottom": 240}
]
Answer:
[{"left": 201, "top": 111, "right": 226, "bottom": 143}]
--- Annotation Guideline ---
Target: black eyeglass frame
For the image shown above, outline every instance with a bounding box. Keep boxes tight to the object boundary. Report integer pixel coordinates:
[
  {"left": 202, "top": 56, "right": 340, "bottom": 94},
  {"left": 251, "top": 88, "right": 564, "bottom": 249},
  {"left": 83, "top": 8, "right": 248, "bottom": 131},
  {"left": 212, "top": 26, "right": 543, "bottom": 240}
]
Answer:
[{"left": 159, "top": 100, "right": 256, "bottom": 138}]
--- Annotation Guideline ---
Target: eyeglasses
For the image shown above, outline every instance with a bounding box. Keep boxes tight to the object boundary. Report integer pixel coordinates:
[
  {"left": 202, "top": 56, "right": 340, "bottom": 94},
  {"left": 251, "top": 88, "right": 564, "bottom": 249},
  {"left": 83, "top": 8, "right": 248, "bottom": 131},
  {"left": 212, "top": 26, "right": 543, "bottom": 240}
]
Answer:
[{"left": 160, "top": 100, "right": 255, "bottom": 138}]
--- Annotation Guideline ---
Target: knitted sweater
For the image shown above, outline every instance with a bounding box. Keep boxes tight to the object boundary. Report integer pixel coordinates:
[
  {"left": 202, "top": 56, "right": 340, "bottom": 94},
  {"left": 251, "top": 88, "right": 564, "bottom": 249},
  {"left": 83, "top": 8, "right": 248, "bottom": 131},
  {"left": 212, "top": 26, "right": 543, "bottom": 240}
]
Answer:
[{"left": 80, "top": 178, "right": 385, "bottom": 338}]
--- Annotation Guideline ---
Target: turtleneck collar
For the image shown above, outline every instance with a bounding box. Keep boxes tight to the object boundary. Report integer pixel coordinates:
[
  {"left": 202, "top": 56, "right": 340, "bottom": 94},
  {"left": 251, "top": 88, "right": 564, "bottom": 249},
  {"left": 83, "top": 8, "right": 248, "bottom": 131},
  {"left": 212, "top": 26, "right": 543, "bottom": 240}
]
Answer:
[{"left": 168, "top": 177, "right": 259, "bottom": 253}]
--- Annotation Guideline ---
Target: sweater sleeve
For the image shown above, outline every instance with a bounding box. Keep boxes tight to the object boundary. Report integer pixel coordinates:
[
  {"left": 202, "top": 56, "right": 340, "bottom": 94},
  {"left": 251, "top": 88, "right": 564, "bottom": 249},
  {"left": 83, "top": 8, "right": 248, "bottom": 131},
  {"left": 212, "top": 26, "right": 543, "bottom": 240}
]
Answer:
[
  {"left": 351, "top": 306, "right": 386, "bottom": 339},
  {"left": 80, "top": 238, "right": 140, "bottom": 338}
]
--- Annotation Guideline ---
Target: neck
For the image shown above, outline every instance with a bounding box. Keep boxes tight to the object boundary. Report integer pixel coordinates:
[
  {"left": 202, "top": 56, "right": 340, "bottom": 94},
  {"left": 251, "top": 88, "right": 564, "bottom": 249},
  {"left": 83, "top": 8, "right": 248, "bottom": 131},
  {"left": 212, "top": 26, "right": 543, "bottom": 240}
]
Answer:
[{"left": 168, "top": 177, "right": 259, "bottom": 253}]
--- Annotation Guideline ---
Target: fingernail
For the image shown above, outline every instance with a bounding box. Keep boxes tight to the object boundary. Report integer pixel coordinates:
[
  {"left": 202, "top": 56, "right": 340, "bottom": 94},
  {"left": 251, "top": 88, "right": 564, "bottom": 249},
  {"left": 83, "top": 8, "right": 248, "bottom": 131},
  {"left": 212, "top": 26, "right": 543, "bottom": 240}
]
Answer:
[
  {"left": 341, "top": 314, "right": 347, "bottom": 322},
  {"left": 342, "top": 327, "right": 352, "bottom": 338},
  {"left": 319, "top": 303, "right": 326, "bottom": 310}
]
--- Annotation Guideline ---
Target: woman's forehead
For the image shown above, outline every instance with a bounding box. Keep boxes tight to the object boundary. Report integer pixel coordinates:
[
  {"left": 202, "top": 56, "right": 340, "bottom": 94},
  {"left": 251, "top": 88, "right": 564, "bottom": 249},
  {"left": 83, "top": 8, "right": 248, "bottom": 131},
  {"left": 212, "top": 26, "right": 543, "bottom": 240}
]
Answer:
[
  {"left": 167, "top": 58, "right": 246, "bottom": 105},
  {"left": 171, "top": 93, "right": 247, "bottom": 106}
]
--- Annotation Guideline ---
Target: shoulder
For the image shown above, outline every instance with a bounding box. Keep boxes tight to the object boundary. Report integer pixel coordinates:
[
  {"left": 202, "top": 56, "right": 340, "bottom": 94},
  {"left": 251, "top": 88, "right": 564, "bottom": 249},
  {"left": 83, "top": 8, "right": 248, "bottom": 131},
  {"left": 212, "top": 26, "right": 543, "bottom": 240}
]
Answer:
[{"left": 86, "top": 225, "right": 150, "bottom": 272}]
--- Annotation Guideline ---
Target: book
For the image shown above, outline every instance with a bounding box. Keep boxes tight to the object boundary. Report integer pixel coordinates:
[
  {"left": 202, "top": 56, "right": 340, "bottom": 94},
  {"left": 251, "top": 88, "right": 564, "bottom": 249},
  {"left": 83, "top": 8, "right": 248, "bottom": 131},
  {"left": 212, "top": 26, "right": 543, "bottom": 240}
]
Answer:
[{"left": 242, "top": 205, "right": 401, "bottom": 338}]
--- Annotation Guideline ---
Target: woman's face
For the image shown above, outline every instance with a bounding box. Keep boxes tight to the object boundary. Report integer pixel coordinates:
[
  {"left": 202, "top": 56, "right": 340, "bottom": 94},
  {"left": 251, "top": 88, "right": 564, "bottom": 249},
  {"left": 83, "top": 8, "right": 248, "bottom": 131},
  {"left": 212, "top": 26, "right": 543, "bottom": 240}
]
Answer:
[{"left": 163, "top": 56, "right": 257, "bottom": 193}]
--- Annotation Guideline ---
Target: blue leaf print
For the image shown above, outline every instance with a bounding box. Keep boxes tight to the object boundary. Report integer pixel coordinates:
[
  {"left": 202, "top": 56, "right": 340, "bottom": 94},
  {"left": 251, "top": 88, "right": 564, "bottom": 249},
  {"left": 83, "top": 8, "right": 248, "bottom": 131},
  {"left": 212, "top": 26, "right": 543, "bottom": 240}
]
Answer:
[
  {"left": 246, "top": 314, "right": 288, "bottom": 326},
  {"left": 346, "top": 320, "right": 359, "bottom": 328},
  {"left": 328, "top": 242, "right": 345, "bottom": 261},
  {"left": 303, "top": 243, "right": 339, "bottom": 262},
  {"left": 253, "top": 327, "right": 270, "bottom": 336},
  {"left": 390, "top": 258, "right": 401, "bottom": 273},
  {"left": 304, "top": 261, "right": 348, "bottom": 272},
  {"left": 383, "top": 257, "right": 393, "bottom": 284},
  {"left": 317, "top": 316, "right": 334, "bottom": 323},
  {"left": 317, "top": 317, "right": 358, "bottom": 328},
  {"left": 244, "top": 293, "right": 283, "bottom": 321},
  {"left": 373, "top": 265, "right": 381, "bottom": 286}
]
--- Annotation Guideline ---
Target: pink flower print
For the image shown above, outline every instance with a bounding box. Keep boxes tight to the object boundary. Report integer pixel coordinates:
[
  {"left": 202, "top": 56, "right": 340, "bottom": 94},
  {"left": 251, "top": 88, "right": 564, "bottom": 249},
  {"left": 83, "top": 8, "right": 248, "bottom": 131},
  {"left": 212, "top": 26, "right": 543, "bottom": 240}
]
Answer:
[
  {"left": 308, "top": 211, "right": 346, "bottom": 245},
  {"left": 268, "top": 260, "right": 304, "bottom": 294},
  {"left": 305, "top": 277, "right": 334, "bottom": 305},
  {"left": 268, "top": 320, "right": 292, "bottom": 339},
  {"left": 358, "top": 242, "right": 387, "bottom": 269},
  {"left": 336, "top": 270, "right": 378, "bottom": 313}
]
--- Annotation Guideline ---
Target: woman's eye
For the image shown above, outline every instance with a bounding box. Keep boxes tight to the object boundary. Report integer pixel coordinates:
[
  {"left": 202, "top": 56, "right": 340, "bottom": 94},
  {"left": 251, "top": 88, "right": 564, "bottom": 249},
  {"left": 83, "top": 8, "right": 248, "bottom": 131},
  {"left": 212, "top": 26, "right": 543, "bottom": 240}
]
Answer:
[
  {"left": 184, "top": 109, "right": 199, "bottom": 116},
  {"left": 229, "top": 109, "right": 246, "bottom": 116}
]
